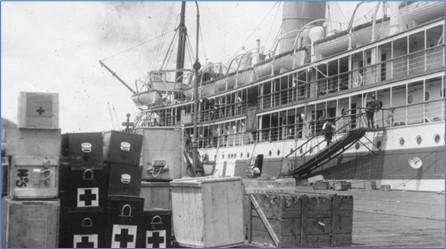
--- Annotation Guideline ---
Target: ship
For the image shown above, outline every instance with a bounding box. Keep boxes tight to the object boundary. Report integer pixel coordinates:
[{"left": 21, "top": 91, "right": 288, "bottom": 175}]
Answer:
[{"left": 105, "top": 1, "right": 445, "bottom": 192}]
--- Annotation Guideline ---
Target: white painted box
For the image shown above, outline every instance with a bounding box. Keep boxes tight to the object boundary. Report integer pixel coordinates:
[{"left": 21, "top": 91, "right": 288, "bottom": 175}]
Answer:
[{"left": 17, "top": 91, "right": 59, "bottom": 129}]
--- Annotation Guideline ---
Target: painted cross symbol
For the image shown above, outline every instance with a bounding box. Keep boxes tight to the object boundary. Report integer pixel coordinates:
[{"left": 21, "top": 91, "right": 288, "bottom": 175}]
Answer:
[
  {"left": 76, "top": 236, "right": 95, "bottom": 248},
  {"left": 121, "top": 113, "right": 134, "bottom": 132},
  {"left": 114, "top": 228, "right": 134, "bottom": 248},
  {"left": 147, "top": 231, "right": 165, "bottom": 248},
  {"left": 79, "top": 189, "right": 97, "bottom": 206},
  {"left": 36, "top": 106, "right": 45, "bottom": 115}
]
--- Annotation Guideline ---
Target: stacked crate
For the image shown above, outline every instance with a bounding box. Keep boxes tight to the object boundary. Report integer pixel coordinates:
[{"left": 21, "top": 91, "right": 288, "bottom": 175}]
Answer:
[
  {"left": 102, "top": 130, "right": 145, "bottom": 248},
  {"left": 59, "top": 132, "right": 108, "bottom": 248},
  {"left": 247, "top": 191, "right": 353, "bottom": 247},
  {"left": 105, "top": 130, "right": 173, "bottom": 248},
  {"left": 2, "top": 92, "right": 61, "bottom": 248},
  {"left": 136, "top": 127, "right": 184, "bottom": 247},
  {"left": 137, "top": 127, "right": 185, "bottom": 210}
]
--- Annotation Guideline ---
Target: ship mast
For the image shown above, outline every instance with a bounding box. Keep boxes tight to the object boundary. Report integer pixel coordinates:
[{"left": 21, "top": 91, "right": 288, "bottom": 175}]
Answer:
[{"left": 175, "top": 1, "right": 187, "bottom": 82}]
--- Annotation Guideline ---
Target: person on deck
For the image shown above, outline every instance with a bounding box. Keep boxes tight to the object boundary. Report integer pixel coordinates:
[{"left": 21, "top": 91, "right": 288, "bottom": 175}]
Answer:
[
  {"left": 322, "top": 120, "right": 334, "bottom": 146},
  {"left": 366, "top": 94, "right": 377, "bottom": 128}
]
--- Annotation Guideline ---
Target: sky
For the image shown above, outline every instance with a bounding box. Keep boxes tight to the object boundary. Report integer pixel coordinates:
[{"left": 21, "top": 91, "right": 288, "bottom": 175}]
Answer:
[{"left": 1, "top": 1, "right": 371, "bottom": 133}]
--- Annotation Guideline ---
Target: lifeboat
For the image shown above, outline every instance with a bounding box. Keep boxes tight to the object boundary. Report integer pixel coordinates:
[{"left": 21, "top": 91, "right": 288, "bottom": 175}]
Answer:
[{"left": 131, "top": 90, "right": 162, "bottom": 106}]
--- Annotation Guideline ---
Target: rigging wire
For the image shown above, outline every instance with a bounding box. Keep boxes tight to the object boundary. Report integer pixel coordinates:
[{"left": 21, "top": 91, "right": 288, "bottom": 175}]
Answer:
[
  {"left": 264, "top": 1, "right": 281, "bottom": 50},
  {"left": 185, "top": 35, "right": 196, "bottom": 68},
  {"left": 198, "top": 22, "right": 208, "bottom": 61},
  {"left": 335, "top": 2, "right": 349, "bottom": 24},
  {"left": 151, "top": 3, "right": 177, "bottom": 69},
  {"left": 160, "top": 31, "right": 179, "bottom": 70},
  {"left": 100, "top": 29, "right": 175, "bottom": 62},
  {"left": 228, "top": 1, "right": 280, "bottom": 62}
]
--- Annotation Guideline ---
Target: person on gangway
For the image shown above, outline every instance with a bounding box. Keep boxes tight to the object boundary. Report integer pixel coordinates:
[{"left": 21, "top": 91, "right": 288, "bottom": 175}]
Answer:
[{"left": 322, "top": 120, "right": 334, "bottom": 146}]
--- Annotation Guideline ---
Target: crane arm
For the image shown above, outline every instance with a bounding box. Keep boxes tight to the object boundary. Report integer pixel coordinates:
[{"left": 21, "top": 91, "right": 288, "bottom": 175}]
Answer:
[{"left": 99, "top": 60, "right": 137, "bottom": 95}]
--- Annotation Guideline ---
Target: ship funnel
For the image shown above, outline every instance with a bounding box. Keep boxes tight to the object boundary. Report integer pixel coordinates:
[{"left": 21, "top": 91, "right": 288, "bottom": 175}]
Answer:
[
  {"left": 388, "top": 2, "right": 401, "bottom": 36},
  {"left": 279, "top": 1, "right": 326, "bottom": 54}
]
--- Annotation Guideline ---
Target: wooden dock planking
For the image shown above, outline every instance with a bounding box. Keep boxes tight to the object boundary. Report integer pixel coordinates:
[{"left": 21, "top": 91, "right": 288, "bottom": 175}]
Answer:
[
  {"left": 353, "top": 211, "right": 444, "bottom": 247},
  {"left": 292, "top": 186, "right": 444, "bottom": 247}
]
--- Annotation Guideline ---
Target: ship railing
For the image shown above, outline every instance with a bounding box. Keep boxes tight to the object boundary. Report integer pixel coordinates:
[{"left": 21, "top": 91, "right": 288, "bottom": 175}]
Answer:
[
  {"left": 377, "top": 99, "right": 444, "bottom": 128},
  {"left": 258, "top": 44, "right": 444, "bottom": 110},
  {"left": 195, "top": 99, "right": 444, "bottom": 149},
  {"left": 196, "top": 100, "right": 248, "bottom": 122},
  {"left": 196, "top": 108, "right": 364, "bottom": 149}
]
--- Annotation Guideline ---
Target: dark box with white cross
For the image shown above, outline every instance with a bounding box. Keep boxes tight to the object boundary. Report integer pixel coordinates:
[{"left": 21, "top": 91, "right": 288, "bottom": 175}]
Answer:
[
  {"left": 106, "top": 197, "right": 172, "bottom": 248},
  {"left": 59, "top": 207, "right": 107, "bottom": 248},
  {"left": 60, "top": 166, "right": 108, "bottom": 208}
]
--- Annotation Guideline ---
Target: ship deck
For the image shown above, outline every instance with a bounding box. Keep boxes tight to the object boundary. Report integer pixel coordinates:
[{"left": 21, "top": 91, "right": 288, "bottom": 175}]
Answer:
[{"left": 294, "top": 186, "right": 445, "bottom": 247}]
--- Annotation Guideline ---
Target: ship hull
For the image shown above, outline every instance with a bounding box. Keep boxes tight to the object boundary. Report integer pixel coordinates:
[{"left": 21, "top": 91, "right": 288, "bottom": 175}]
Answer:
[{"left": 200, "top": 122, "right": 444, "bottom": 192}]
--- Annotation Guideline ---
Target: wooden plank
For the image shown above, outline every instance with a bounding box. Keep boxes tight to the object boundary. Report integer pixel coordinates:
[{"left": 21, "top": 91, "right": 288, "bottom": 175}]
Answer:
[{"left": 249, "top": 194, "right": 279, "bottom": 247}]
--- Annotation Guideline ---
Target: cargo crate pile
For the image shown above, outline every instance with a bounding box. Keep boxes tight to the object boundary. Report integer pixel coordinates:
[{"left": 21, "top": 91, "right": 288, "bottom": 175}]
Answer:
[
  {"left": 1, "top": 91, "right": 355, "bottom": 248},
  {"left": 59, "top": 128, "right": 172, "bottom": 247},
  {"left": 2, "top": 92, "right": 61, "bottom": 248},
  {"left": 2, "top": 92, "right": 174, "bottom": 248}
]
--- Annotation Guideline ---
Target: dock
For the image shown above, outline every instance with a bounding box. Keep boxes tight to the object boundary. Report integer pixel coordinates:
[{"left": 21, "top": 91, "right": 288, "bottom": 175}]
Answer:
[{"left": 293, "top": 186, "right": 444, "bottom": 247}]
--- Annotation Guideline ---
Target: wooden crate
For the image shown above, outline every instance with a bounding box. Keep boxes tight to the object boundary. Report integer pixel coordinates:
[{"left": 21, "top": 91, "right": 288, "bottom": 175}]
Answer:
[
  {"left": 260, "top": 158, "right": 291, "bottom": 178},
  {"left": 140, "top": 181, "right": 171, "bottom": 210},
  {"left": 17, "top": 91, "right": 59, "bottom": 129},
  {"left": 247, "top": 191, "right": 353, "bottom": 247},
  {"left": 2, "top": 198, "right": 60, "bottom": 248},
  {"left": 170, "top": 176, "right": 244, "bottom": 247},
  {"left": 10, "top": 155, "right": 59, "bottom": 199},
  {"left": 334, "top": 181, "right": 351, "bottom": 191},
  {"left": 312, "top": 181, "right": 330, "bottom": 190},
  {"left": 7, "top": 128, "right": 61, "bottom": 156},
  {"left": 136, "top": 127, "right": 185, "bottom": 181}
]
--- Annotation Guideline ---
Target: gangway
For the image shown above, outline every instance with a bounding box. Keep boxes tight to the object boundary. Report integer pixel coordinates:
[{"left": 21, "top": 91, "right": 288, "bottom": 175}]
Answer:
[{"left": 285, "top": 110, "right": 383, "bottom": 178}]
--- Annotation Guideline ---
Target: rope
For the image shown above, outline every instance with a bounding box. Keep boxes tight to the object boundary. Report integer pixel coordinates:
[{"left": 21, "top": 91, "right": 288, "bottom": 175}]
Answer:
[
  {"left": 159, "top": 31, "right": 178, "bottom": 70},
  {"left": 100, "top": 30, "right": 175, "bottom": 62}
]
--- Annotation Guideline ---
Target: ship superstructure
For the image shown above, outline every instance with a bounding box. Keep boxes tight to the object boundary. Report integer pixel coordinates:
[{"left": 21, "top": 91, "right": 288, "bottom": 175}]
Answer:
[{"left": 131, "top": 1, "right": 445, "bottom": 191}]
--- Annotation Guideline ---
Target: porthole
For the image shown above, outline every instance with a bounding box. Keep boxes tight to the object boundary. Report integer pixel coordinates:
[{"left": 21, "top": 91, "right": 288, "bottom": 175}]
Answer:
[
  {"left": 399, "top": 138, "right": 405, "bottom": 146},
  {"left": 268, "top": 150, "right": 272, "bottom": 156},
  {"left": 277, "top": 150, "right": 280, "bottom": 156},
  {"left": 434, "top": 134, "right": 441, "bottom": 144},
  {"left": 416, "top": 135, "right": 422, "bottom": 145},
  {"left": 355, "top": 142, "right": 360, "bottom": 150}
]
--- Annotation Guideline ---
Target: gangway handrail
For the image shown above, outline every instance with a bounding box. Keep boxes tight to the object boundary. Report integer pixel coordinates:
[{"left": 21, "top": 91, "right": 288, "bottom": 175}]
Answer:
[{"left": 284, "top": 108, "right": 367, "bottom": 159}]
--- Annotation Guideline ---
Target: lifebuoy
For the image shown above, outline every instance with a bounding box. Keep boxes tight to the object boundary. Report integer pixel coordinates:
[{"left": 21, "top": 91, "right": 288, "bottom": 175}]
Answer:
[{"left": 353, "top": 73, "right": 363, "bottom": 88}]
